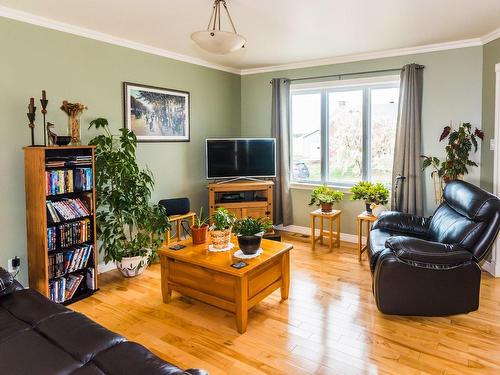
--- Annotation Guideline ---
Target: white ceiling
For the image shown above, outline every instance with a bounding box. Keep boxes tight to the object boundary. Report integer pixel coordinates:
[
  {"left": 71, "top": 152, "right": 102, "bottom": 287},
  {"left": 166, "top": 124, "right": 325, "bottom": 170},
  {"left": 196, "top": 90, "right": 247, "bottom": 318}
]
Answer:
[{"left": 1, "top": 0, "right": 500, "bottom": 73}]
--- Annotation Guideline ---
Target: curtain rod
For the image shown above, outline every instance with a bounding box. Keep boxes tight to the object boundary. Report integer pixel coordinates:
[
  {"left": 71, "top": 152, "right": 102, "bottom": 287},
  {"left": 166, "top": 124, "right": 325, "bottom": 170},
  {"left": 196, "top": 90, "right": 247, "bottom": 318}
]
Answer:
[{"left": 284, "top": 65, "right": 425, "bottom": 83}]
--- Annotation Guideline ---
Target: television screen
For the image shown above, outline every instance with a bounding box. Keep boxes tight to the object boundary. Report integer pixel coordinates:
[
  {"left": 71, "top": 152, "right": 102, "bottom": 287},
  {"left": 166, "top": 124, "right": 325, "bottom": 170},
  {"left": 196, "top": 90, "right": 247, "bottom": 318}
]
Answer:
[{"left": 206, "top": 138, "right": 276, "bottom": 179}]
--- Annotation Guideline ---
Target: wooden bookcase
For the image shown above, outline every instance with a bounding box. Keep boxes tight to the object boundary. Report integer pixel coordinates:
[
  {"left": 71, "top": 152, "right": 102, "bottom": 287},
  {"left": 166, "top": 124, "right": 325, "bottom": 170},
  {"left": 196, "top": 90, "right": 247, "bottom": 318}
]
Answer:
[
  {"left": 24, "top": 146, "right": 98, "bottom": 305},
  {"left": 208, "top": 181, "right": 274, "bottom": 220}
]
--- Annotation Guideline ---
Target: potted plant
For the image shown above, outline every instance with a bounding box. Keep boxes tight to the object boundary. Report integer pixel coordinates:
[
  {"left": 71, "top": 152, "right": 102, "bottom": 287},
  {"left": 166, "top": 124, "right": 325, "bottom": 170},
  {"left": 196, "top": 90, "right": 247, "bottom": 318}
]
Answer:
[
  {"left": 308, "top": 185, "right": 344, "bottom": 212},
  {"left": 350, "top": 181, "right": 390, "bottom": 215},
  {"left": 191, "top": 207, "right": 209, "bottom": 245},
  {"left": 209, "top": 207, "right": 236, "bottom": 249},
  {"left": 233, "top": 217, "right": 273, "bottom": 255},
  {"left": 89, "top": 118, "right": 170, "bottom": 277},
  {"left": 421, "top": 122, "right": 484, "bottom": 203}
]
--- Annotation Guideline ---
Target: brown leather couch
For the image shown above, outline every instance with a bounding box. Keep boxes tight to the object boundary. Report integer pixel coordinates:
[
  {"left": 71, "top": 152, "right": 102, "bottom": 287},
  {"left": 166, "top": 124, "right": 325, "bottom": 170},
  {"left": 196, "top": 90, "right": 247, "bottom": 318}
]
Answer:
[
  {"left": 0, "top": 268, "right": 207, "bottom": 375},
  {"left": 368, "top": 180, "right": 500, "bottom": 316}
]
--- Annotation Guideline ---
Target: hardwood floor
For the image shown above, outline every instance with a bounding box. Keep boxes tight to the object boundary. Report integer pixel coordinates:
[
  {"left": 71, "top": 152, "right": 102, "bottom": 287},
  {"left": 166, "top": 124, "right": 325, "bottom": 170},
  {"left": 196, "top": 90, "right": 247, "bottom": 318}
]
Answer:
[{"left": 71, "top": 234, "right": 500, "bottom": 375}]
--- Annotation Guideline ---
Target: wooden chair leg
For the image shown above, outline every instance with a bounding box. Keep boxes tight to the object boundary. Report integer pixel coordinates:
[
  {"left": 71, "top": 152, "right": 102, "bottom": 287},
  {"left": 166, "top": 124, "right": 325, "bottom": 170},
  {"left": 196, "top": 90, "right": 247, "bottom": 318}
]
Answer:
[
  {"left": 329, "top": 217, "right": 334, "bottom": 252},
  {"left": 337, "top": 215, "right": 341, "bottom": 247},
  {"left": 311, "top": 215, "right": 315, "bottom": 250},
  {"left": 320, "top": 216, "right": 324, "bottom": 245},
  {"left": 357, "top": 219, "right": 362, "bottom": 261}
]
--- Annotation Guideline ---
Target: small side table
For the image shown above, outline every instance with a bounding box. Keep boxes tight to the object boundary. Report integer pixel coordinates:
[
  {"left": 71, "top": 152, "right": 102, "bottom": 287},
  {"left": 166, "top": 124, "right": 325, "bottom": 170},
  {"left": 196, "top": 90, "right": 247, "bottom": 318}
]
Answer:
[
  {"left": 357, "top": 213, "right": 377, "bottom": 261},
  {"left": 166, "top": 211, "right": 196, "bottom": 244},
  {"left": 310, "top": 209, "right": 342, "bottom": 251}
]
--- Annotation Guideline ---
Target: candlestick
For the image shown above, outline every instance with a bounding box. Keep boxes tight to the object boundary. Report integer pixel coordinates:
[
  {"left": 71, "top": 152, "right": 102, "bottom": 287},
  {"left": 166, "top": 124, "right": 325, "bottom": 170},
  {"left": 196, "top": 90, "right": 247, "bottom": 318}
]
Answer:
[
  {"left": 42, "top": 90, "right": 46, "bottom": 101},
  {"left": 40, "top": 91, "right": 48, "bottom": 146}
]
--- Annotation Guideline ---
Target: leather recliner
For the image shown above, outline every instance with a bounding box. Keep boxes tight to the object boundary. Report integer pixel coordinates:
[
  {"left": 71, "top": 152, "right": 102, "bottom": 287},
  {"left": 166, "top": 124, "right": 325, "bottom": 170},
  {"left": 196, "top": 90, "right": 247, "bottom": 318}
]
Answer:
[{"left": 368, "top": 180, "right": 500, "bottom": 316}]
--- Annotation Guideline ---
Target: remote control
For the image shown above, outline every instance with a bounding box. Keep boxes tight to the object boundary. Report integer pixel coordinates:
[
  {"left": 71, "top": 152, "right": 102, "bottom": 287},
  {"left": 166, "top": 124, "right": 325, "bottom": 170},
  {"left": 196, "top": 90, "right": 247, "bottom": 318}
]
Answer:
[
  {"left": 169, "top": 244, "right": 186, "bottom": 251},
  {"left": 231, "top": 261, "right": 248, "bottom": 269}
]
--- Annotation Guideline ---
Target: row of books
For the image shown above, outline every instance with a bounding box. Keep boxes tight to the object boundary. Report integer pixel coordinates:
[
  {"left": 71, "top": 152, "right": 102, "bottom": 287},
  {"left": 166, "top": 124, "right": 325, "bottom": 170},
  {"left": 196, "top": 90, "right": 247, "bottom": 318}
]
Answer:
[
  {"left": 48, "top": 227, "right": 57, "bottom": 251},
  {"left": 49, "top": 268, "right": 95, "bottom": 303},
  {"left": 59, "top": 218, "right": 91, "bottom": 248},
  {"left": 45, "top": 168, "right": 92, "bottom": 195},
  {"left": 46, "top": 198, "right": 91, "bottom": 223},
  {"left": 45, "top": 155, "right": 92, "bottom": 168},
  {"left": 48, "top": 245, "right": 94, "bottom": 279}
]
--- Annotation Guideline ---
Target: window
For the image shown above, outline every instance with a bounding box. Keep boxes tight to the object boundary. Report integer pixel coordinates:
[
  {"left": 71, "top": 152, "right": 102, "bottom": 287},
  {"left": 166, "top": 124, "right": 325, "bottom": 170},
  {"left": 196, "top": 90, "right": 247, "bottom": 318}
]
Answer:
[{"left": 290, "top": 77, "right": 399, "bottom": 187}]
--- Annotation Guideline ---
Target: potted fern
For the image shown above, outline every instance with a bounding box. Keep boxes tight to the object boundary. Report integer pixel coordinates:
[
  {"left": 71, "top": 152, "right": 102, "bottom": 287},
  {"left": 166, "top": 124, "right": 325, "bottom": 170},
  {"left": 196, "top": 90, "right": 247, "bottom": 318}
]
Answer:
[
  {"left": 309, "top": 185, "right": 344, "bottom": 212},
  {"left": 191, "top": 207, "right": 209, "bottom": 245},
  {"left": 209, "top": 207, "right": 236, "bottom": 249},
  {"left": 88, "top": 118, "right": 170, "bottom": 277},
  {"left": 350, "top": 181, "right": 389, "bottom": 215},
  {"left": 233, "top": 217, "right": 273, "bottom": 255}
]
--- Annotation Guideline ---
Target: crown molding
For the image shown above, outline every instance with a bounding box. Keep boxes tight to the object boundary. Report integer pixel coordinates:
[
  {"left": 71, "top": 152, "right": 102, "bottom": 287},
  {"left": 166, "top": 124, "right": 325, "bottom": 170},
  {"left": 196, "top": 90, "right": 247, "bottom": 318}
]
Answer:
[
  {"left": 1, "top": 5, "right": 500, "bottom": 77},
  {"left": 239, "top": 38, "right": 483, "bottom": 75},
  {"left": 0, "top": 5, "right": 241, "bottom": 75},
  {"left": 482, "top": 26, "right": 500, "bottom": 45}
]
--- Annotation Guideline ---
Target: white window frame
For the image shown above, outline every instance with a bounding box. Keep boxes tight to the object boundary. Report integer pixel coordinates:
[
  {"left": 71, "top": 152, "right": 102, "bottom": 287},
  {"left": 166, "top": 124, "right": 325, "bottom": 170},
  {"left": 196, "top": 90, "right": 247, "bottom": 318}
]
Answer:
[{"left": 289, "top": 75, "right": 400, "bottom": 190}]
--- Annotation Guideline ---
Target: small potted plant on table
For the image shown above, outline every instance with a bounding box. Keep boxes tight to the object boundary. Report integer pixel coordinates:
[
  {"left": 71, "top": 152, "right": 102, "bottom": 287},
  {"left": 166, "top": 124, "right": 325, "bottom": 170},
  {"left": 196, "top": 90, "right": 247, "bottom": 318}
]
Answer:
[
  {"left": 350, "top": 181, "right": 389, "bottom": 215},
  {"left": 209, "top": 207, "right": 236, "bottom": 249},
  {"left": 233, "top": 217, "right": 273, "bottom": 255},
  {"left": 309, "top": 185, "right": 344, "bottom": 213},
  {"left": 191, "top": 207, "right": 209, "bottom": 245}
]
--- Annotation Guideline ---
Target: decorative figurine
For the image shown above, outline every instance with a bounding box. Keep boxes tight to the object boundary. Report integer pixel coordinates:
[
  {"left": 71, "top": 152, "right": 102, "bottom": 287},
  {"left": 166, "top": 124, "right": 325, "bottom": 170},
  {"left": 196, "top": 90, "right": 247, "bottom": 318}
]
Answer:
[
  {"left": 40, "top": 90, "right": 48, "bottom": 146},
  {"left": 47, "top": 122, "right": 58, "bottom": 146},
  {"left": 60, "top": 101, "right": 87, "bottom": 145},
  {"left": 27, "top": 97, "right": 36, "bottom": 147}
]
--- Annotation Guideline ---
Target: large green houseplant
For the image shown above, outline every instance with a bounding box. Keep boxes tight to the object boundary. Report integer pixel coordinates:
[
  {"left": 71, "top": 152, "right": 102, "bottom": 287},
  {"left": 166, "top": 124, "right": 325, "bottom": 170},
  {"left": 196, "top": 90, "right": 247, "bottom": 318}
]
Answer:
[
  {"left": 308, "top": 185, "right": 344, "bottom": 213},
  {"left": 350, "top": 181, "right": 389, "bottom": 215},
  {"left": 88, "top": 118, "right": 170, "bottom": 277}
]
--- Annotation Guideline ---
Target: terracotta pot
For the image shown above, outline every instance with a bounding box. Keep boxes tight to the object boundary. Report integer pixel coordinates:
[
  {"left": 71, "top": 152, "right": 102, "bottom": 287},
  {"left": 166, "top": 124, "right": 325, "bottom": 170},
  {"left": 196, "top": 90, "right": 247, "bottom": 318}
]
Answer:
[
  {"left": 237, "top": 234, "right": 263, "bottom": 255},
  {"left": 209, "top": 228, "right": 232, "bottom": 249},
  {"left": 191, "top": 224, "right": 209, "bottom": 245},
  {"left": 321, "top": 202, "right": 333, "bottom": 213}
]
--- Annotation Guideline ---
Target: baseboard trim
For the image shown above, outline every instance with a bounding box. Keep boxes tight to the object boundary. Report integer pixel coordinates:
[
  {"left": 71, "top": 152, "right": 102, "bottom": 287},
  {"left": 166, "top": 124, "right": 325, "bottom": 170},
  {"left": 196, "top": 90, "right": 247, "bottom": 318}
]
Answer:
[
  {"left": 275, "top": 224, "right": 365, "bottom": 244},
  {"left": 98, "top": 261, "right": 117, "bottom": 274}
]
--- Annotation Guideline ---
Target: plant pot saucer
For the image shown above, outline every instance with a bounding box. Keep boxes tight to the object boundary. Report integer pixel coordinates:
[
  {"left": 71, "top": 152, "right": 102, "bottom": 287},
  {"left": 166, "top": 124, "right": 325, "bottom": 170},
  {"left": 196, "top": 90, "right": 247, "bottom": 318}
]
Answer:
[
  {"left": 208, "top": 243, "right": 235, "bottom": 252},
  {"left": 233, "top": 249, "right": 263, "bottom": 259}
]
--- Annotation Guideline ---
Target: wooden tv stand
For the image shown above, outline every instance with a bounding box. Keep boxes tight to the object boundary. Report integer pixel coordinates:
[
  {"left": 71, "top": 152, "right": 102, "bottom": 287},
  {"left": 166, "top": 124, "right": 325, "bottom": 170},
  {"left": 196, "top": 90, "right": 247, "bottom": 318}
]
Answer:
[{"left": 208, "top": 181, "right": 274, "bottom": 220}]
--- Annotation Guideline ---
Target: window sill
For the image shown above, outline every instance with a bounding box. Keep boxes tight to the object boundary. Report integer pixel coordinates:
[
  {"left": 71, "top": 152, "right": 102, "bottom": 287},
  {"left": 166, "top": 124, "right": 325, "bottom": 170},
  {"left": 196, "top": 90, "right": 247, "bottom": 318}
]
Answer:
[{"left": 289, "top": 182, "right": 353, "bottom": 194}]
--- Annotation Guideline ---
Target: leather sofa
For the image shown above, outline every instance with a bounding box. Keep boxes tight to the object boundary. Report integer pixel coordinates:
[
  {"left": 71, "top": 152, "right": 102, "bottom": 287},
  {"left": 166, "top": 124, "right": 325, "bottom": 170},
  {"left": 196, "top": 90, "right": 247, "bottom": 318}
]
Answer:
[
  {"left": 0, "top": 268, "right": 207, "bottom": 375},
  {"left": 368, "top": 180, "right": 500, "bottom": 316}
]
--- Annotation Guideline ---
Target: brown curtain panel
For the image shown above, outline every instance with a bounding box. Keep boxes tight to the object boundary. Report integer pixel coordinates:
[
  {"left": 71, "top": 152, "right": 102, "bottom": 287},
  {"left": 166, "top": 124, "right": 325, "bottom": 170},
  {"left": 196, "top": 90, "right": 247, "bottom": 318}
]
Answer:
[
  {"left": 271, "top": 78, "right": 293, "bottom": 226},
  {"left": 392, "top": 64, "right": 424, "bottom": 216}
]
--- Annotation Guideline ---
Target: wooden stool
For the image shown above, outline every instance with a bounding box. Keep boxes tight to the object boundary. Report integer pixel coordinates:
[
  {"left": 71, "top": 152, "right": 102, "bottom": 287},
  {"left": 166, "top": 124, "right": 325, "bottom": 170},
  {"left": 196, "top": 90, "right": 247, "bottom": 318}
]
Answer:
[
  {"left": 357, "top": 213, "right": 377, "bottom": 261},
  {"left": 310, "top": 209, "right": 341, "bottom": 251},
  {"left": 166, "top": 212, "right": 196, "bottom": 245}
]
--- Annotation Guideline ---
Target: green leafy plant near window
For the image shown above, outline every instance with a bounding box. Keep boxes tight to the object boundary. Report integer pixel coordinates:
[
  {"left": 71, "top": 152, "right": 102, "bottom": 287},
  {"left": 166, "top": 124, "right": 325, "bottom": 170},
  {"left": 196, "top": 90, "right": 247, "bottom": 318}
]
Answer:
[
  {"left": 233, "top": 217, "right": 273, "bottom": 236},
  {"left": 308, "top": 185, "right": 344, "bottom": 206},
  {"left": 350, "top": 181, "right": 389, "bottom": 214},
  {"left": 88, "top": 118, "right": 170, "bottom": 264},
  {"left": 210, "top": 207, "right": 236, "bottom": 231},
  {"left": 421, "top": 122, "right": 484, "bottom": 182}
]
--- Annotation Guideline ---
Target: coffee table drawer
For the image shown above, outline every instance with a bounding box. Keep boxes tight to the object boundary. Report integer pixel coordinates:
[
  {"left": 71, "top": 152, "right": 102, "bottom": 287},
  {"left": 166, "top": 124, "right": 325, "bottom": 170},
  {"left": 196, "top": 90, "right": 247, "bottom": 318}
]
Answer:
[
  {"left": 248, "top": 258, "right": 281, "bottom": 299},
  {"left": 169, "top": 260, "right": 236, "bottom": 301}
]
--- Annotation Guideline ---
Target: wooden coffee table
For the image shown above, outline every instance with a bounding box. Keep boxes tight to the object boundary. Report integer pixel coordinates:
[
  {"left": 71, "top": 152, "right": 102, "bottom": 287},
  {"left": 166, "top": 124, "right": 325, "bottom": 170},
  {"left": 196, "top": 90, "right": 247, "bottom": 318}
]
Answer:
[{"left": 158, "top": 238, "right": 292, "bottom": 333}]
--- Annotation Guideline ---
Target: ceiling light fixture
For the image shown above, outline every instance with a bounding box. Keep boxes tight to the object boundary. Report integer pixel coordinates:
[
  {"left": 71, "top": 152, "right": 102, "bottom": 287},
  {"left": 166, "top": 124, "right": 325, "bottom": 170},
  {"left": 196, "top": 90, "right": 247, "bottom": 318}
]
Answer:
[{"left": 191, "top": 0, "right": 246, "bottom": 55}]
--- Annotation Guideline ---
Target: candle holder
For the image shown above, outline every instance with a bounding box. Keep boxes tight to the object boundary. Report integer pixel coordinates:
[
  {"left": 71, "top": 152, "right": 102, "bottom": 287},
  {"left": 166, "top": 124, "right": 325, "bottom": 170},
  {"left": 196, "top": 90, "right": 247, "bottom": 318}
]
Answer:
[
  {"left": 27, "top": 111, "right": 36, "bottom": 147},
  {"left": 40, "top": 91, "right": 48, "bottom": 146}
]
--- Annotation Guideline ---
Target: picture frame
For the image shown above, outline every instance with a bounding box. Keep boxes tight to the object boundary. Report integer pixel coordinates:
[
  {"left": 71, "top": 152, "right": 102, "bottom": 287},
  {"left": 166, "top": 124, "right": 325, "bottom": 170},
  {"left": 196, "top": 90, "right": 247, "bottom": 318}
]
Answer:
[{"left": 123, "top": 82, "right": 190, "bottom": 142}]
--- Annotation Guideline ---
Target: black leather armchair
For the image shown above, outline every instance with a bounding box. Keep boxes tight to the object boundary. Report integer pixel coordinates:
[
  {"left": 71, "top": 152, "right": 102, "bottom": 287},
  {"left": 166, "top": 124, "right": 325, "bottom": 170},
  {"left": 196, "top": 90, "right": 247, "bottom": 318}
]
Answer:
[{"left": 368, "top": 180, "right": 500, "bottom": 316}]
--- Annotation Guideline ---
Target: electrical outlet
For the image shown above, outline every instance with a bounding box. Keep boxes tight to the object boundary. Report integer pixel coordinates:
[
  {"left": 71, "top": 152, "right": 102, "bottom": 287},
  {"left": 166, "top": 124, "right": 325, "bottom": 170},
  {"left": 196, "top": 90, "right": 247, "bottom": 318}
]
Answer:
[{"left": 8, "top": 257, "right": 20, "bottom": 273}]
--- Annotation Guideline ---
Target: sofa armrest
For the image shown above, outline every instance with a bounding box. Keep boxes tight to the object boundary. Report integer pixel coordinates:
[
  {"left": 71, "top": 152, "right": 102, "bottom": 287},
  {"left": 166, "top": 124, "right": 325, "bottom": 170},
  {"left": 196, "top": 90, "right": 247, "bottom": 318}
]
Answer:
[
  {"left": 183, "top": 370, "right": 209, "bottom": 375},
  {"left": 0, "top": 267, "right": 23, "bottom": 297},
  {"left": 385, "top": 236, "right": 473, "bottom": 266},
  {"left": 372, "top": 211, "right": 430, "bottom": 238}
]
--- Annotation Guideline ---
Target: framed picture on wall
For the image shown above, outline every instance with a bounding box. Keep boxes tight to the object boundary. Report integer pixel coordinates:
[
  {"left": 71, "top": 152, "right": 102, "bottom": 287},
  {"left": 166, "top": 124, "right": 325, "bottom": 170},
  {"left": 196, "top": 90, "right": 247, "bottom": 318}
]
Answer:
[{"left": 123, "top": 82, "right": 190, "bottom": 142}]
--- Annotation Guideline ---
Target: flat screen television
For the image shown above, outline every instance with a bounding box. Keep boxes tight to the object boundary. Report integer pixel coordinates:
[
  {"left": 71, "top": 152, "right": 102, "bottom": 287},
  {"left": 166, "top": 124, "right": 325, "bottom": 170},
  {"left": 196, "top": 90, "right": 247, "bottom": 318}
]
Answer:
[{"left": 206, "top": 138, "right": 276, "bottom": 179}]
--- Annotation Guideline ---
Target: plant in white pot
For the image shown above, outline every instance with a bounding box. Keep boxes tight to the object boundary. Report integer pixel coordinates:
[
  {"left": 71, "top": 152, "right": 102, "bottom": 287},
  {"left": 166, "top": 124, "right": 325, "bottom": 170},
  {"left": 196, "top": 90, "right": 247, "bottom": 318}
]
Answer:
[
  {"left": 233, "top": 217, "right": 273, "bottom": 255},
  {"left": 89, "top": 118, "right": 170, "bottom": 277}
]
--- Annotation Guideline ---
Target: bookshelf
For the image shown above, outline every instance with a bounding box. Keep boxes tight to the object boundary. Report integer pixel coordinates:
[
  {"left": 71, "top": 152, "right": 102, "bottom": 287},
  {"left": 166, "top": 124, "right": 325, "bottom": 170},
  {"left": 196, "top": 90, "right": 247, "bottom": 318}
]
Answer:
[{"left": 24, "top": 146, "right": 98, "bottom": 305}]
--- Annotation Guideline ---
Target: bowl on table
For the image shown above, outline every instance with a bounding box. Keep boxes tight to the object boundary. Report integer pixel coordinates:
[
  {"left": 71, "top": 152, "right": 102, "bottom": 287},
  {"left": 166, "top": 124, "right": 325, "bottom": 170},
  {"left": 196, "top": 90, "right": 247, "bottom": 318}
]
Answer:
[{"left": 55, "top": 136, "right": 71, "bottom": 146}]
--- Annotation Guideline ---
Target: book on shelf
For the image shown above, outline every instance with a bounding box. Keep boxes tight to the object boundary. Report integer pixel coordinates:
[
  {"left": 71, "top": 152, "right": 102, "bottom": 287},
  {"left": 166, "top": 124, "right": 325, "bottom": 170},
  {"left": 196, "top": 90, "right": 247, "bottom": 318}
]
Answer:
[
  {"left": 47, "top": 227, "right": 57, "bottom": 251},
  {"left": 46, "top": 198, "right": 91, "bottom": 223},
  {"left": 45, "top": 167, "right": 92, "bottom": 195},
  {"left": 49, "top": 267, "right": 95, "bottom": 303},
  {"left": 45, "top": 155, "right": 92, "bottom": 168},
  {"left": 48, "top": 244, "right": 93, "bottom": 279},
  {"left": 59, "top": 218, "right": 91, "bottom": 248},
  {"left": 74, "top": 168, "right": 93, "bottom": 191}
]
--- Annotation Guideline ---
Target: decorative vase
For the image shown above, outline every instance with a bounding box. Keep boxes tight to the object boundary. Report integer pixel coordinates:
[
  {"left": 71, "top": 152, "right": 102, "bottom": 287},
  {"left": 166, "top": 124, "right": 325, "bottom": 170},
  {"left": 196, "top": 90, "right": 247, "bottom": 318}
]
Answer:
[
  {"left": 209, "top": 228, "right": 232, "bottom": 249},
  {"left": 237, "top": 233, "right": 263, "bottom": 255},
  {"left": 68, "top": 113, "right": 82, "bottom": 145},
  {"left": 115, "top": 254, "right": 149, "bottom": 278},
  {"left": 321, "top": 202, "right": 333, "bottom": 213},
  {"left": 365, "top": 202, "right": 373, "bottom": 215},
  {"left": 191, "top": 224, "right": 209, "bottom": 245}
]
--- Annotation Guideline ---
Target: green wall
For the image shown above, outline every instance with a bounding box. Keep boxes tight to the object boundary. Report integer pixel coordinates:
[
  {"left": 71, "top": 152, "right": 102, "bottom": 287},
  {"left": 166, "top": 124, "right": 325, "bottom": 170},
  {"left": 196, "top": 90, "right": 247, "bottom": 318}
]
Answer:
[
  {"left": 481, "top": 38, "right": 500, "bottom": 192},
  {"left": 0, "top": 17, "right": 241, "bottom": 286},
  {"left": 241, "top": 47, "right": 484, "bottom": 235}
]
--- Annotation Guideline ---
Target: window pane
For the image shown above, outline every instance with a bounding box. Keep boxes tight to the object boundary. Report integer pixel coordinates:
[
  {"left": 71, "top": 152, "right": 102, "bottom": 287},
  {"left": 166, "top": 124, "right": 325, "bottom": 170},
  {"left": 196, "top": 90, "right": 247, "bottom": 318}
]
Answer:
[
  {"left": 291, "top": 93, "right": 321, "bottom": 181},
  {"left": 370, "top": 87, "right": 399, "bottom": 185},
  {"left": 328, "top": 90, "right": 363, "bottom": 184}
]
